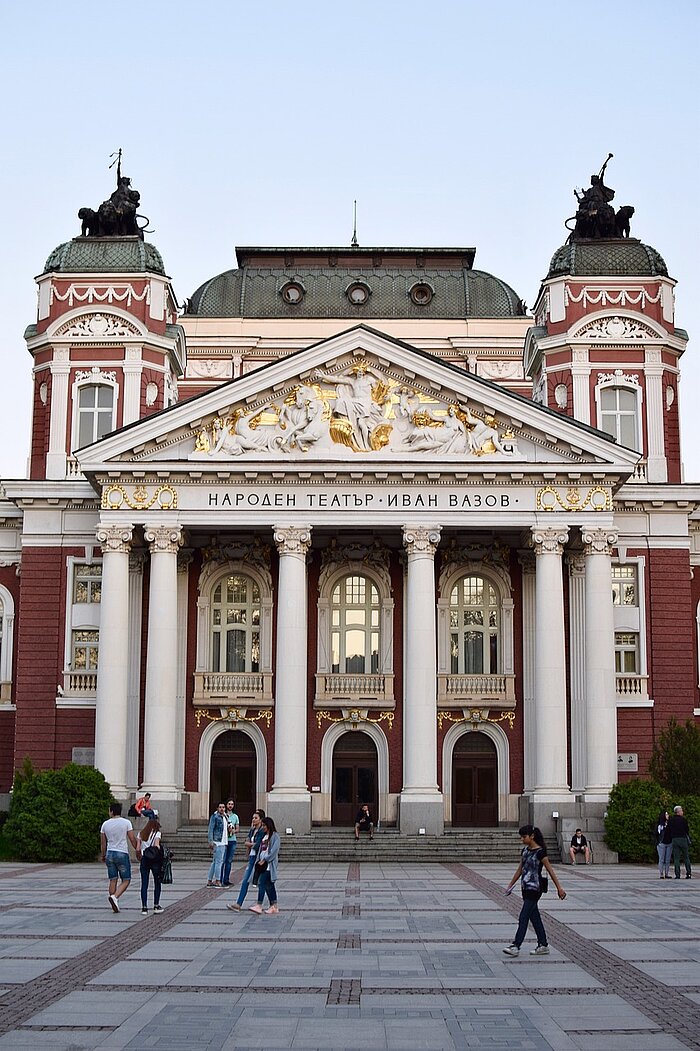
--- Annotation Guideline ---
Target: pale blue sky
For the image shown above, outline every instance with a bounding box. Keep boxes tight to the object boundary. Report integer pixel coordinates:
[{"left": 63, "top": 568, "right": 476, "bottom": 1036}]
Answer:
[{"left": 1, "top": 1, "right": 698, "bottom": 477}]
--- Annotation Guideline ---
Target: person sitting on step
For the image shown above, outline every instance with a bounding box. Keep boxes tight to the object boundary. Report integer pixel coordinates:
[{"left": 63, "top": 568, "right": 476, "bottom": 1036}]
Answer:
[{"left": 354, "top": 804, "right": 374, "bottom": 841}]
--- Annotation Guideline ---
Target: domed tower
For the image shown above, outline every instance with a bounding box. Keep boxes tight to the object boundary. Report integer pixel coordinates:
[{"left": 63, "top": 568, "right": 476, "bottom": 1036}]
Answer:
[
  {"left": 25, "top": 166, "right": 184, "bottom": 480},
  {"left": 525, "top": 168, "right": 686, "bottom": 484}
]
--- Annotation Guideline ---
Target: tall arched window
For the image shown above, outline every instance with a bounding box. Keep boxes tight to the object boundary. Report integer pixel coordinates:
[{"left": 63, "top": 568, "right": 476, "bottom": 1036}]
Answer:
[
  {"left": 0, "top": 584, "right": 15, "bottom": 702},
  {"left": 211, "top": 574, "right": 261, "bottom": 673},
  {"left": 331, "top": 575, "right": 380, "bottom": 674},
  {"left": 75, "top": 383, "right": 115, "bottom": 448},
  {"left": 449, "top": 574, "right": 499, "bottom": 674},
  {"left": 599, "top": 386, "right": 639, "bottom": 448}
]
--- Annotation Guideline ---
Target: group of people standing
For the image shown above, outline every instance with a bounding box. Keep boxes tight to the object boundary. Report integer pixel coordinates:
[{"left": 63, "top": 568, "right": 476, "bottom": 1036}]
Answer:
[
  {"left": 208, "top": 802, "right": 281, "bottom": 914},
  {"left": 656, "top": 806, "right": 692, "bottom": 879}
]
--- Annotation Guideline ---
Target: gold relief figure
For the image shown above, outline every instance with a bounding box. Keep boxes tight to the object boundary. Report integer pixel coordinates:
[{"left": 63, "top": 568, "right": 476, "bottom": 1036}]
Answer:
[{"left": 194, "top": 428, "right": 211, "bottom": 453}]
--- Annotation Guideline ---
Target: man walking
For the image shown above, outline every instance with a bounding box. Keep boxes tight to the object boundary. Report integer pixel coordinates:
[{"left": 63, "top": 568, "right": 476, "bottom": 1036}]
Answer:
[
  {"left": 221, "top": 799, "right": 240, "bottom": 887},
  {"left": 668, "top": 805, "right": 692, "bottom": 879},
  {"left": 207, "top": 802, "right": 228, "bottom": 887},
  {"left": 100, "top": 802, "right": 138, "bottom": 912}
]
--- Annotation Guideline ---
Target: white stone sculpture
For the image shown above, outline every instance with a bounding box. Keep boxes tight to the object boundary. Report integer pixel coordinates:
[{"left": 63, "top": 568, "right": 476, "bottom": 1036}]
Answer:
[{"left": 311, "top": 364, "right": 386, "bottom": 450}]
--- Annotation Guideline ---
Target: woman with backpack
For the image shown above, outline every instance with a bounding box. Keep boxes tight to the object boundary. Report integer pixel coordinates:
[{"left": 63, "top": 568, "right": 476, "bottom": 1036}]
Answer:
[
  {"left": 136, "top": 818, "right": 164, "bottom": 915},
  {"left": 502, "top": 825, "right": 566, "bottom": 957}
]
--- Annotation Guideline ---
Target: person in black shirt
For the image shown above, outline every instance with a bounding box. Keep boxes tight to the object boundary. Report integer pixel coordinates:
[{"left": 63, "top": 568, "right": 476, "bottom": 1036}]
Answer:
[
  {"left": 667, "top": 806, "right": 692, "bottom": 879},
  {"left": 568, "top": 829, "right": 591, "bottom": 865},
  {"left": 354, "top": 804, "right": 374, "bottom": 841}
]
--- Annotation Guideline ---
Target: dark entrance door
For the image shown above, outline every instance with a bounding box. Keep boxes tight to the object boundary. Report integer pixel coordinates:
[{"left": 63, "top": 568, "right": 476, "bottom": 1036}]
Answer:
[
  {"left": 210, "top": 730, "right": 256, "bottom": 826},
  {"left": 331, "top": 731, "right": 378, "bottom": 827},
  {"left": 452, "top": 731, "right": 498, "bottom": 826}
]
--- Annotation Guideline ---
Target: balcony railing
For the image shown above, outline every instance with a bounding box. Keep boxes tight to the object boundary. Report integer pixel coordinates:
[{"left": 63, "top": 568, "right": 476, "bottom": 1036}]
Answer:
[
  {"left": 193, "top": 671, "right": 273, "bottom": 706},
  {"left": 438, "top": 672, "right": 516, "bottom": 707},
  {"left": 61, "top": 670, "right": 97, "bottom": 698},
  {"left": 315, "top": 672, "right": 394, "bottom": 709},
  {"left": 616, "top": 673, "right": 649, "bottom": 698},
  {"left": 627, "top": 459, "right": 647, "bottom": 484}
]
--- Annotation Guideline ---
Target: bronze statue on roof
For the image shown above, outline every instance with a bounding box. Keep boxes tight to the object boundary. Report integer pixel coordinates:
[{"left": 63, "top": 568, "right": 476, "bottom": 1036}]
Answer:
[
  {"left": 566, "top": 154, "right": 635, "bottom": 241},
  {"left": 77, "top": 150, "right": 150, "bottom": 239}
]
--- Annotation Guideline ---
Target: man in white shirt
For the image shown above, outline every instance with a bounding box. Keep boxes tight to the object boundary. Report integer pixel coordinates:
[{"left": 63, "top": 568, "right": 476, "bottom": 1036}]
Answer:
[{"left": 100, "top": 802, "right": 138, "bottom": 912}]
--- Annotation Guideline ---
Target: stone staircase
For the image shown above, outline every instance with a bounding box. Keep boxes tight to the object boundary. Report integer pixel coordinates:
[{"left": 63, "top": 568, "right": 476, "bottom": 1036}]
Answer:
[{"left": 163, "top": 825, "right": 559, "bottom": 864}]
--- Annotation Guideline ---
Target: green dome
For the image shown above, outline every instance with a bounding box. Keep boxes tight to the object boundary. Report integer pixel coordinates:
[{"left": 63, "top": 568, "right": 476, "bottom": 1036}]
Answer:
[
  {"left": 547, "top": 239, "right": 668, "bottom": 279},
  {"left": 186, "top": 248, "right": 526, "bottom": 320},
  {"left": 43, "top": 237, "right": 166, "bottom": 276}
]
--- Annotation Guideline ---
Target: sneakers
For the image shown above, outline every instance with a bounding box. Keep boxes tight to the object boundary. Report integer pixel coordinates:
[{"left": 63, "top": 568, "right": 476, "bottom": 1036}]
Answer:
[
  {"left": 108, "top": 894, "right": 120, "bottom": 913},
  {"left": 141, "top": 907, "right": 148, "bottom": 915},
  {"left": 502, "top": 944, "right": 520, "bottom": 956},
  {"left": 226, "top": 903, "right": 242, "bottom": 912},
  {"left": 530, "top": 944, "right": 550, "bottom": 956},
  {"left": 264, "top": 904, "right": 279, "bottom": 914},
  {"left": 153, "top": 905, "right": 164, "bottom": 913},
  {"left": 249, "top": 904, "right": 263, "bottom": 914}
]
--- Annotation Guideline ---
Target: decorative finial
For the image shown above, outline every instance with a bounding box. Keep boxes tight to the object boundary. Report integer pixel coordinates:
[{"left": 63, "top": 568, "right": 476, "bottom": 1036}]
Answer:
[{"left": 351, "top": 200, "right": 359, "bottom": 248}]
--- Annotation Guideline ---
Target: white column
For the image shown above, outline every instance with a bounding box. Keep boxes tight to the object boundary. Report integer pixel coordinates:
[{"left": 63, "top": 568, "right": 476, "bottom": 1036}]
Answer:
[
  {"left": 142, "top": 525, "right": 183, "bottom": 799},
  {"left": 46, "top": 351, "right": 70, "bottom": 479},
  {"left": 518, "top": 552, "right": 537, "bottom": 793},
  {"left": 126, "top": 552, "right": 145, "bottom": 792},
  {"left": 645, "top": 352, "right": 667, "bottom": 482},
  {"left": 531, "top": 526, "right": 570, "bottom": 798},
  {"left": 400, "top": 525, "right": 443, "bottom": 834},
  {"left": 268, "top": 525, "right": 312, "bottom": 832},
  {"left": 122, "top": 347, "right": 143, "bottom": 425},
  {"left": 175, "top": 551, "right": 192, "bottom": 792},
  {"left": 567, "top": 554, "right": 587, "bottom": 794},
  {"left": 94, "top": 523, "right": 133, "bottom": 795},
  {"left": 582, "top": 528, "right": 618, "bottom": 798}
]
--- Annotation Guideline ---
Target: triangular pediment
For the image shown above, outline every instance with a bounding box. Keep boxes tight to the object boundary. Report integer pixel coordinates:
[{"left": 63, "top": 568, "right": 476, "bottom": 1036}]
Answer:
[{"left": 77, "top": 326, "right": 639, "bottom": 481}]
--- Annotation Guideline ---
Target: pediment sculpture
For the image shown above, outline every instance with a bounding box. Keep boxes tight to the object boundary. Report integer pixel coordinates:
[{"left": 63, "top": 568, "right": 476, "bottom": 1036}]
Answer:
[{"left": 190, "top": 364, "right": 518, "bottom": 459}]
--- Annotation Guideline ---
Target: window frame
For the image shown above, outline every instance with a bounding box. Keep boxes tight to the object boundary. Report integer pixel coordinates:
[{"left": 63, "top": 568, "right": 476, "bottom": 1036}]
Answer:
[
  {"left": 0, "top": 584, "right": 15, "bottom": 702},
  {"left": 437, "top": 564, "right": 514, "bottom": 682},
  {"left": 209, "top": 572, "right": 262, "bottom": 675},
  {"left": 594, "top": 376, "right": 643, "bottom": 451},
  {"left": 611, "top": 556, "right": 649, "bottom": 702},
  {"left": 71, "top": 374, "right": 119, "bottom": 452}
]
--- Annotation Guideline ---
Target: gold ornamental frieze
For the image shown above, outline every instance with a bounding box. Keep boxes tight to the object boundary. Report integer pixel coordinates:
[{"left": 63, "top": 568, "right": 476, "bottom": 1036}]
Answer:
[
  {"left": 316, "top": 709, "right": 395, "bottom": 731},
  {"left": 194, "top": 707, "right": 273, "bottom": 729},
  {"left": 437, "top": 708, "right": 516, "bottom": 731},
  {"left": 102, "top": 483, "right": 178, "bottom": 511},
  {"left": 536, "top": 485, "right": 611, "bottom": 513}
]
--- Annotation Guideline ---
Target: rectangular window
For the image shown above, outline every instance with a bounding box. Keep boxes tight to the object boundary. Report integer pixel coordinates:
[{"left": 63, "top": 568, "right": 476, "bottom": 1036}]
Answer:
[
  {"left": 73, "top": 564, "right": 102, "bottom": 604},
  {"left": 615, "top": 632, "right": 639, "bottom": 674},
  {"left": 72, "top": 629, "right": 99, "bottom": 670},
  {"left": 612, "top": 565, "right": 637, "bottom": 606}
]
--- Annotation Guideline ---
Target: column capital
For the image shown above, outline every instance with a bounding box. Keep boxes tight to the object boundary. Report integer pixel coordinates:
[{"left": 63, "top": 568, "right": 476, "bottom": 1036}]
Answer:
[
  {"left": 97, "top": 523, "right": 134, "bottom": 553},
  {"left": 517, "top": 550, "right": 536, "bottom": 574},
  {"left": 566, "top": 552, "right": 586, "bottom": 577},
  {"left": 145, "top": 525, "right": 184, "bottom": 554},
  {"left": 273, "top": 525, "right": 312, "bottom": 556},
  {"left": 402, "top": 525, "right": 441, "bottom": 557},
  {"left": 177, "top": 549, "right": 194, "bottom": 574},
  {"left": 582, "top": 528, "right": 618, "bottom": 556},
  {"left": 530, "top": 526, "right": 569, "bottom": 556}
]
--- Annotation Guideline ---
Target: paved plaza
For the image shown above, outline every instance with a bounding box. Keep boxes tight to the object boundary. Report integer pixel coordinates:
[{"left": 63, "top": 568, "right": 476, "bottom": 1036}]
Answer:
[{"left": 0, "top": 858, "right": 698, "bottom": 1049}]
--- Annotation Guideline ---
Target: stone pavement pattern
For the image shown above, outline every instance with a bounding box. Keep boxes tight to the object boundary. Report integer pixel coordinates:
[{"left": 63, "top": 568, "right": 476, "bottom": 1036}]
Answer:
[{"left": 0, "top": 858, "right": 698, "bottom": 1049}]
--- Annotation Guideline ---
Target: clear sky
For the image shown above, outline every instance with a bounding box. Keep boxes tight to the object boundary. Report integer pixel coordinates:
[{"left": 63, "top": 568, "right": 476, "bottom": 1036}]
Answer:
[{"left": 1, "top": 1, "right": 698, "bottom": 479}]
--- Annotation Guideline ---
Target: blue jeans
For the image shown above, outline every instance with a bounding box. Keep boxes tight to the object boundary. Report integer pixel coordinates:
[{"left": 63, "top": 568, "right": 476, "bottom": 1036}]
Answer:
[
  {"left": 140, "top": 858, "right": 162, "bottom": 908},
  {"left": 236, "top": 855, "right": 257, "bottom": 906},
  {"left": 221, "top": 840, "right": 237, "bottom": 885},
  {"left": 514, "top": 893, "right": 547, "bottom": 948},
  {"left": 208, "top": 843, "right": 226, "bottom": 882},
  {"left": 657, "top": 842, "right": 672, "bottom": 875},
  {"left": 257, "top": 869, "right": 277, "bottom": 906}
]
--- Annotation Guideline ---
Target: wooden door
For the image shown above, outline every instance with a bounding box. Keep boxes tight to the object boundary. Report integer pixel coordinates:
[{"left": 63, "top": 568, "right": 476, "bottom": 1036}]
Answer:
[
  {"left": 451, "top": 732, "right": 498, "bottom": 826},
  {"left": 209, "top": 730, "right": 256, "bottom": 825},
  {"left": 331, "top": 731, "right": 378, "bottom": 827}
]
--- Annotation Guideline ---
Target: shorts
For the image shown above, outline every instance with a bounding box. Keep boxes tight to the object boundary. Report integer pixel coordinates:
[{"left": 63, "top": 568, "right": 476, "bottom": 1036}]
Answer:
[{"left": 106, "top": 851, "right": 132, "bottom": 881}]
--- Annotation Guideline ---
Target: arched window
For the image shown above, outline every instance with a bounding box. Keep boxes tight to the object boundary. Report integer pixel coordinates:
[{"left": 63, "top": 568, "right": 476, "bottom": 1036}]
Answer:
[
  {"left": 0, "top": 585, "right": 16, "bottom": 702},
  {"left": 449, "top": 574, "right": 499, "bottom": 674},
  {"left": 75, "top": 383, "right": 115, "bottom": 448},
  {"left": 211, "top": 574, "right": 261, "bottom": 673},
  {"left": 595, "top": 376, "right": 642, "bottom": 452},
  {"left": 331, "top": 575, "right": 380, "bottom": 674}
]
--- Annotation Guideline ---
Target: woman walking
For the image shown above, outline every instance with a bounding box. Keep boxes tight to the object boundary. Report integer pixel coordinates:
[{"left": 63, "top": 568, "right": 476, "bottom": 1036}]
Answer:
[
  {"left": 503, "top": 825, "right": 565, "bottom": 956},
  {"left": 249, "top": 816, "right": 280, "bottom": 915},
  {"left": 656, "top": 810, "right": 673, "bottom": 879},
  {"left": 227, "top": 809, "right": 266, "bottom": 912},
  {"left": 136, "top": 818, "right": 164, "bottom": 915}
]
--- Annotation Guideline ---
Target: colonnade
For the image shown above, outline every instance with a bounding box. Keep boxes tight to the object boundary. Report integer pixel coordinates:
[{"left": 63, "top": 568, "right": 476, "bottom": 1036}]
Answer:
[{"left": 94, "top": 519, "right": 618, "bottom": 832}]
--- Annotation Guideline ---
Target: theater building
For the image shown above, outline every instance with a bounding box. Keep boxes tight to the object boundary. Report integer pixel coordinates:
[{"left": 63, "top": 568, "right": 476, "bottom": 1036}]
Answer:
[{"left": 1, "top": 176, "right": 698, "bottom": 838}]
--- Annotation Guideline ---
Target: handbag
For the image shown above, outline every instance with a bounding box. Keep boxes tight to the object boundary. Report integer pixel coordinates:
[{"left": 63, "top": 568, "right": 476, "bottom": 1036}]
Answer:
[
  {"left": 161, "top": 858, "right": 173, "bottom": 884},
  {"left": 539, "top": 874, "right": 549, "bottom": 894},
  {"left": 254, "top": 858, "right": 268, "bottom": 874},
  {"left": 143, "top": 845, "right": 161, "bottom": 862}
]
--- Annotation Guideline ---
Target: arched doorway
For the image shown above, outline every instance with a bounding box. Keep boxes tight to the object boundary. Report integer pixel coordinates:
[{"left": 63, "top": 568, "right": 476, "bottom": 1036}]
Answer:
[
  {"left": 331, "top": 731, "right": 378, "bottom": 827},
  {"left": 452, "top": 731, "right": 498, "bottom": 826},
  {"left": 209, "top": 730, "right": 256, "bottom": 825}
]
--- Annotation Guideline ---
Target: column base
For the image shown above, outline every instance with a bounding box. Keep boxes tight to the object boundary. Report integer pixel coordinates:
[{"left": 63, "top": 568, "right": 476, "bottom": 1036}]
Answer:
[
  {"left": 398, "top": 793, "right": 444, "bottom": 836},
  {"left": 520, "top": 794, "right": 576, "bottom": 838},
  {"left": 266, "top": 791, "right": 311, "bottom": 835},
  {"left": 579, "top": 790, "right": 612, "bottom": 803}
]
